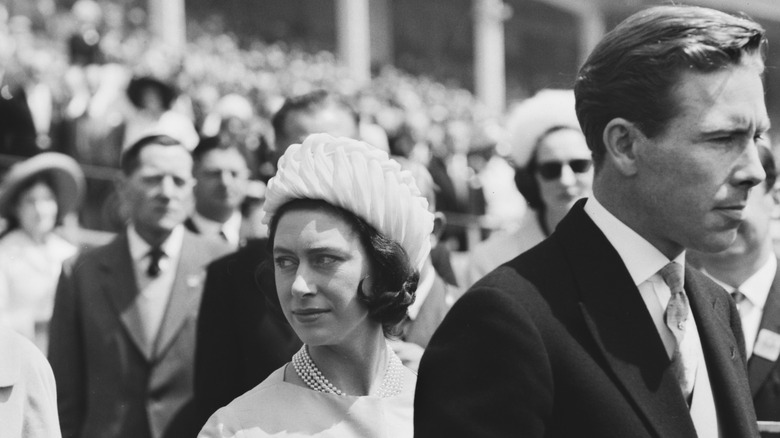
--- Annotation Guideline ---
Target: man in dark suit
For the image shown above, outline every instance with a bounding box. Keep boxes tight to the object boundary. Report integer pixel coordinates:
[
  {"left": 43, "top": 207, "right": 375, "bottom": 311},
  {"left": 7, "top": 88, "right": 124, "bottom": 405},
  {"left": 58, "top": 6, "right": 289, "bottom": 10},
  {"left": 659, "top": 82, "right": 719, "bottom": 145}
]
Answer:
[
  {"left": 415, "top": 5, "right": 769, "bottom": 438},
  {"left": 190, "top": 90, "right": 359, "bottom": 430},
  {"left": 185, "top": 138, "right": 253, "bottom": 249},
  {"left": 692, "top": 142, "right": 780, "bottom": 424},
  {"left": 48, "top": 134, "right": 231, "bottom": 438},
  {"left": 0, "top": 63, "right": 38, "bottom": 157}
]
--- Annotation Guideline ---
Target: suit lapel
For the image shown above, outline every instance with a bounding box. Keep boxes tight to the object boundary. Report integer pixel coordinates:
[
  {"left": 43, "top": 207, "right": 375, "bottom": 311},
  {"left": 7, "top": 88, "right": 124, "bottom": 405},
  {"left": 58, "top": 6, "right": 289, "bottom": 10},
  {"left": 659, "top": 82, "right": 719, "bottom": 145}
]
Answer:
[
  {"left": 99, "top": 233, "right": 149, "bottom": 360},
  {"left": 556, "top": 202, "right": 695, "bottom": 437},
  {"left": 686, "top": 268, "right": 757, "bottom": 436},
  {"left": 152, "top": 232, "right": 207, "bottom": 359},
  {"left": 748, "top": 262, "right": 780, "bottom": 395}
]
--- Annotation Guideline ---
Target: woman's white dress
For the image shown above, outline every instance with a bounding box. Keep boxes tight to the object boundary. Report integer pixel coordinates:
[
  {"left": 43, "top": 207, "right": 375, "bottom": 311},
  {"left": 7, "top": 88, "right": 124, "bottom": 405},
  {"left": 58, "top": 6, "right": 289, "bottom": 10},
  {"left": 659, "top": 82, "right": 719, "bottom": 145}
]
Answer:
[
  {"left": 0, "top": 229, "right": 77, "bottom": 350},
  {"left": 199, "top": 365, "right": 416, "bottom": 438}
]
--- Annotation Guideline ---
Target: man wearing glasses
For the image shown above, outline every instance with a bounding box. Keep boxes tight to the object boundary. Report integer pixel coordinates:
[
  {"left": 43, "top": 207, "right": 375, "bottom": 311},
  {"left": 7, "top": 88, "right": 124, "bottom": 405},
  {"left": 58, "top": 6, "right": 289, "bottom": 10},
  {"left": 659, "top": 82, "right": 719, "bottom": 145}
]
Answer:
[
  {"left": 416, "top": 5, "right": 767, "bottom": 437},
  {"left": 49, "top": 135, "right": 230, "bottom": 438}
]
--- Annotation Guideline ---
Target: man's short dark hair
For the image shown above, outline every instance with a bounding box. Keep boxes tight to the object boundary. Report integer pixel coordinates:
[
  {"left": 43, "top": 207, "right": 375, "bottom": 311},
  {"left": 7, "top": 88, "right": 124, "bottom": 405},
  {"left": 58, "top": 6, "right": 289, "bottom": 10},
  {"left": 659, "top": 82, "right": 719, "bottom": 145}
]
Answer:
[
  {"left": 575, "top": 5, "right": 766, "bottom": 166},
  {"left": 120, "top": 135, "right": 187, "bottom": 175},
  {"left": 191, "top": 136, "right": 245, "bottom": 168},
  {"left": 271, "top": 90, "right": 359, "bottom": 143}
]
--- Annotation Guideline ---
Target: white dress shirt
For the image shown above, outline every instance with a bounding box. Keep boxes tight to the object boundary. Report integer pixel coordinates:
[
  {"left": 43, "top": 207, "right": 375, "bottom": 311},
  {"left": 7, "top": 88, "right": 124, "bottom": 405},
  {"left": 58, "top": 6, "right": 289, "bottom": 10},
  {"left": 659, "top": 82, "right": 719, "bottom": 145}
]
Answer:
[
  {"left": 127, "top": 225, "right": 184, "bottom": 355},
  {"left": 191, "top": 211, "right": 242, "bottom": 248},
  {"left": 704, "top": 256, "right": 775, "bottom": 358},
  {"left": 584, "top": 197, "right": 719, "bottom": 437}
]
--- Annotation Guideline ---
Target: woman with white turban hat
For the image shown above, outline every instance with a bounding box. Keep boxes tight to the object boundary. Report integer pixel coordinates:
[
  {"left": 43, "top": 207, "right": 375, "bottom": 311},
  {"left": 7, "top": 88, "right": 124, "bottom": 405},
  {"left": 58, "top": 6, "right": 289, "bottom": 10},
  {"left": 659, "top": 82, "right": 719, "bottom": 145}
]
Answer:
[
  {"left": 466, "top": 89, "right": 594, "bottom": 287},
  {"left": 200, "top": 133, "right": 434, "bottom": 438}
]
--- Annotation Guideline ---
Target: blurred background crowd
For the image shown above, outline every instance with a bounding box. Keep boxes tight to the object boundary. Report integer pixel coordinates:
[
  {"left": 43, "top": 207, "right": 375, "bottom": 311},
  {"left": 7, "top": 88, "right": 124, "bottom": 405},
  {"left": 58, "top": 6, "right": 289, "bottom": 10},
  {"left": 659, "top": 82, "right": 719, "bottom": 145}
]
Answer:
[
  {"left": 0, "top": 0, "right": 530, "bottom": 254},
  {"left": 1, "top": 1, "right": 780, "bottom": 436}
]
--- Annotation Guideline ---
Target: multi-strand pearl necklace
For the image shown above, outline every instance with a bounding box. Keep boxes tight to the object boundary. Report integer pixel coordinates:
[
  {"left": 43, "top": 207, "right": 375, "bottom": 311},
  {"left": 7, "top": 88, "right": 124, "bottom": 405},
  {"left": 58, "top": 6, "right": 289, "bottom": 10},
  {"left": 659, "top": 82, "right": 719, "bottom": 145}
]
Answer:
[{"left": 292, "top": 343, "right": 404, "bottom": 398}]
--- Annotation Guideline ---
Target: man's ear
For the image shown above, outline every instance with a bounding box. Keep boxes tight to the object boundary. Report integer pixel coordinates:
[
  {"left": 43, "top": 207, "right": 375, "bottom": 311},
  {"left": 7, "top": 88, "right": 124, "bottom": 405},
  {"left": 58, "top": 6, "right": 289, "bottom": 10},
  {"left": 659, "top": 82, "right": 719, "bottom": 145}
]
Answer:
[
  {"left": 114, "top": 174, "right": 132, "bottom": 221},
  {"left": 770, "top": 181, "right": 780, "bottom": 219},
  {"left": 602, "top": 118, "right": 641, "bottom": 177}
]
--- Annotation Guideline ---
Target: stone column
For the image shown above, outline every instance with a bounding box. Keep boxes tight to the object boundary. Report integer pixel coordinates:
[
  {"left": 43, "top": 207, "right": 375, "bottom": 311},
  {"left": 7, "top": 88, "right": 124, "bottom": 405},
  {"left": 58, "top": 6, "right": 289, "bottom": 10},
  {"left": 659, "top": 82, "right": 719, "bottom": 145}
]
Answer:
[
  {"left": 148, "top": 0, "right": 186, "bottom": 53},
  {"left": 473, "top": 0, "right": 511, "bottom": 114},
  {"left": 336, "top": 0, "right": 372, "bottom": 85}
]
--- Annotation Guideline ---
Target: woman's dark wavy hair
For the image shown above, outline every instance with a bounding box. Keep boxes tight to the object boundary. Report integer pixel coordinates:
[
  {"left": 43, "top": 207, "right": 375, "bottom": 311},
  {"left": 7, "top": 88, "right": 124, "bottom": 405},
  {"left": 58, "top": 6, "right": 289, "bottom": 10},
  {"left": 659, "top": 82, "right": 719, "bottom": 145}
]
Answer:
[
  {"left": 575, "top": 5, "right": 766, "bottom": 168},
  {"left": 264, "top": 198, "right": 418, "bottom": 336}
]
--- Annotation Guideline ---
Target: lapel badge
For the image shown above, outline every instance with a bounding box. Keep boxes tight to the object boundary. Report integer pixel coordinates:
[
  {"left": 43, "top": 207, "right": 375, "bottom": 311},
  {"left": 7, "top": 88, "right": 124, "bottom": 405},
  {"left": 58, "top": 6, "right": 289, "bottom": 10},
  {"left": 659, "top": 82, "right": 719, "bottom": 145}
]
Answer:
[
  {"left": 186, "top": 273, "right": 204, "bottom": 288},
  {"left": 753, "top": 328, "right": 780, "bottom": 362}
]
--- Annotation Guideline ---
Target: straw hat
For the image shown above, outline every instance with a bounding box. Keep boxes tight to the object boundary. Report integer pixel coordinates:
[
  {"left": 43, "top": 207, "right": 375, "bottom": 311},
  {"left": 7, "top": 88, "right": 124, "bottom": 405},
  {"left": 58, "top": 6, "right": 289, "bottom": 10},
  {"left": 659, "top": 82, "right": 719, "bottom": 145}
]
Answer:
[
  {"left": 505, "top": 89, "right": 581, "bottom": 168},
  {"left": 0, "top": 153, "right": 86, "bottom": 221}
]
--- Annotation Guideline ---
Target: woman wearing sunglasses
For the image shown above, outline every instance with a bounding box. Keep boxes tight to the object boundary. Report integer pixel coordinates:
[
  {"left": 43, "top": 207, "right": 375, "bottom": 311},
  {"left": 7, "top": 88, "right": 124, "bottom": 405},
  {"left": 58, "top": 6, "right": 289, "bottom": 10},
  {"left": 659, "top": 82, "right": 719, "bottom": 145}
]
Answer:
[
  {"left": 467, "top": 89, "right": 593, "bottom": 287},
  {"left": 198, "top": 134, "right": 433, "bottom": 437}
]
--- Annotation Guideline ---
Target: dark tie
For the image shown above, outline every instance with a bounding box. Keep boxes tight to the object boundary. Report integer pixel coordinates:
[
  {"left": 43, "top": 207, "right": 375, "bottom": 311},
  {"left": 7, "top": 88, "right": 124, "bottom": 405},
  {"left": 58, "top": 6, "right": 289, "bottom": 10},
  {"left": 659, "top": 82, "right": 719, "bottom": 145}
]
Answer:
[
  {"left": 219, "top": 229, "right": 228, "bottom": 242},
  {"left": 731, "top": 290, "right": 746, "bottom": 305},
  {"left": 659, "top": 262, "right": 695, "bottom": 400},
  {"left": 731, "top": 290, "right": 747, "bottom": 318},
  {"left": 147, "top": 246, "right": 165, "bottom": 278}
]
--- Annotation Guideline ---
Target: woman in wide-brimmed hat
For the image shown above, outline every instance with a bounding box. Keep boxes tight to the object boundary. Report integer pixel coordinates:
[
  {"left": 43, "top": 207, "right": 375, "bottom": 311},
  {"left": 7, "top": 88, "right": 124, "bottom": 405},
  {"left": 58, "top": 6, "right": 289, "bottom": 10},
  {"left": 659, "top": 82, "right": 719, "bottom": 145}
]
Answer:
[
  {"left": 0, "top": 152, "right": 85, "bottom": 351},
  {"left": 122, "top": 75, "right": 199, "bottom": 151}
]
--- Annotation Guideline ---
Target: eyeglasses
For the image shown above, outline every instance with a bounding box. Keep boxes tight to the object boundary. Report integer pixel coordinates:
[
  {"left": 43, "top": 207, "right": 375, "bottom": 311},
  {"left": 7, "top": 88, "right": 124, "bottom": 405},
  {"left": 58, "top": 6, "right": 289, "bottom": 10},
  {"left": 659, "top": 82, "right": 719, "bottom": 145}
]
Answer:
[{"left": 536, "top": 159, "right": 593, "bottom": 180}]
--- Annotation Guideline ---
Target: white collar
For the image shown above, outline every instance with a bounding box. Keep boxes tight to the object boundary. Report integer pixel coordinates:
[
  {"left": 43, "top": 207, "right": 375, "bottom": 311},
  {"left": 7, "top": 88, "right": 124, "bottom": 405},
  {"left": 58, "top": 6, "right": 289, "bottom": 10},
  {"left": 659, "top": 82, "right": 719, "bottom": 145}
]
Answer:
[
  {"left": 584, "top": 196, "right": 685, "bottom": 286},
  {"left": 127, "top": 224, "right": 184, "bottom": 263},
  {"left": 192, "top": 210, "right": 242, "bottom": 246},
  {"left": 706, "top": 256, "right": 775, "bottom": 310}
]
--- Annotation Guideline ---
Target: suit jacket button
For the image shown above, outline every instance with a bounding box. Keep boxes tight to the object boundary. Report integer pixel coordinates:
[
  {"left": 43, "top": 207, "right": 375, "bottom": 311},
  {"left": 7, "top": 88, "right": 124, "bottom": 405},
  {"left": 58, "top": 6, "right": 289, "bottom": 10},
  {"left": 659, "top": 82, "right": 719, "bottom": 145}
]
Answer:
[{"left": 730, "top": 347, "right": 737, "bottom": 359}]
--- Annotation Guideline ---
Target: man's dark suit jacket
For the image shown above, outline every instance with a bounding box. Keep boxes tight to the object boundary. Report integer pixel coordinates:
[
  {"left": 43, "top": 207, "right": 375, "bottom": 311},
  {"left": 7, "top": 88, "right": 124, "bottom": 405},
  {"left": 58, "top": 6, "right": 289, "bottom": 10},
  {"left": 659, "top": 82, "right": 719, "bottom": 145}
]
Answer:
[
  {"left": 750, "top": 260, "right": 780, "bottom": 421},
  {"left": 415, "top": 200, "right": 759, "bottom": 438},
  {"left": 49, "top": 230, "right": 230, "bottom": 438},
  {"left": 0, "top": 76, "right": 38, "bottom": 157},
  {"left": 191, "top": 238, "right": 301, "bottom": 433}
]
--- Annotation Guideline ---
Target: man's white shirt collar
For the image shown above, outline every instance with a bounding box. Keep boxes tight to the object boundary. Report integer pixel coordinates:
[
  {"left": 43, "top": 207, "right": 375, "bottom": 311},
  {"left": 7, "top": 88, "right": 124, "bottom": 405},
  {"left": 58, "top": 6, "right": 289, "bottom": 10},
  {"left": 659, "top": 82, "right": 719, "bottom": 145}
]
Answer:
[
  {"left": 191, "top": 211, "right": 241, "bottom": 247},
  {"left": 127, "top": 224, "right": 184, "bottom": 264},
  {"left": 584, "top": 196, "right": 685, "bottom": 286},
  {"left": 705, "top": 255, "right": 775, "bottom": 311}
]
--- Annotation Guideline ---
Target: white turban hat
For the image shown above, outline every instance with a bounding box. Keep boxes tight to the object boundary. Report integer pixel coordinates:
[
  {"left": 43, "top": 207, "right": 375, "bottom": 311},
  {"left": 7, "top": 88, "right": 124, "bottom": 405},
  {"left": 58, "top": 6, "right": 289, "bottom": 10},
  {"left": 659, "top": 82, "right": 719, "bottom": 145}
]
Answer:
[
  {"left": 262, "top": 133, "right": 434, "bottom": 271},
  {"left": 506, "top": 89, "right": 581, "bottom": 168}
]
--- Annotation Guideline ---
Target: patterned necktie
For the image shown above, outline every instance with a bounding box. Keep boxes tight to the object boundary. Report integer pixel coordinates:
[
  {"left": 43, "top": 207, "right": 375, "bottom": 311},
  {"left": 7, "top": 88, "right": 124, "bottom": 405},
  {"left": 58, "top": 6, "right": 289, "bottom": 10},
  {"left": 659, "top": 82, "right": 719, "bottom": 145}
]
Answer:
[
  {"left": 659, "top": 262, "right": 695, "bottom": 401},
  {"left": 147, "top": 246, "right": 165, "bottom": 278}
]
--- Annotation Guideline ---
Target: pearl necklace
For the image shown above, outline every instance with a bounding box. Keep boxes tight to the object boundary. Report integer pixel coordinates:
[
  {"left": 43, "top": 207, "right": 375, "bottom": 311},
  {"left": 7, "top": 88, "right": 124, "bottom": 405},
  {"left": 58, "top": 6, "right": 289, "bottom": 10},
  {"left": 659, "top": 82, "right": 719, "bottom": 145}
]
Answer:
[{"left": 292, "top": 343, "right": 404, "bottom": 398}]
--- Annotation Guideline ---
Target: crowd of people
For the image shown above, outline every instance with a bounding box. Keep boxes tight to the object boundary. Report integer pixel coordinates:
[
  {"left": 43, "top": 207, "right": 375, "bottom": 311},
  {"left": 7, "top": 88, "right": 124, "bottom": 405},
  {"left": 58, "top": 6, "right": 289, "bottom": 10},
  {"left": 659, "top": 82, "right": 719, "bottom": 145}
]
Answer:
[
  {"left": 2, "top": 2, "right": 780, "bottom": 438},
  {"left": 0, "top": 0, "right": 507, "bottom": 242}
]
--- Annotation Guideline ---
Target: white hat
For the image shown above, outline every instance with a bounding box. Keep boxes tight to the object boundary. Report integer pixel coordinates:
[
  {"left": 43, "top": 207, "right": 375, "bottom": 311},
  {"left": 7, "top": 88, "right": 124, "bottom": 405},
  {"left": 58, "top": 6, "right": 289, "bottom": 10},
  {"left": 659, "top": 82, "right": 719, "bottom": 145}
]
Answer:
[
  {"left": 506, "top": 89, "right": 580, "bottom": 167},
  {"left": 0, "top": 153, "right": 85, "bottom": 222},
  {"left": 263, "top": 133, "right": 434, "bottom": 270}
]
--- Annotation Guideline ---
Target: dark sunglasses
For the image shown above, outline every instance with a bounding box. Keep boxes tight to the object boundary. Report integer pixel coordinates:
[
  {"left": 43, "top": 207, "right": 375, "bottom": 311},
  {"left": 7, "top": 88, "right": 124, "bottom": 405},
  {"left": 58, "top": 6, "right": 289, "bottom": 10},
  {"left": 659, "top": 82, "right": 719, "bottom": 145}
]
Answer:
[{"left": 536, "top": 159, "right": 593, "bottom": 180}]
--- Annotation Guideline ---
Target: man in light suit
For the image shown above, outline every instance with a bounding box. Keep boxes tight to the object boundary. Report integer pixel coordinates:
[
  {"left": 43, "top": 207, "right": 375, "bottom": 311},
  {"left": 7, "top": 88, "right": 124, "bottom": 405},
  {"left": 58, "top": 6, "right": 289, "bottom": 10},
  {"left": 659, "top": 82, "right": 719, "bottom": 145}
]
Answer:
[
  {"left": 415, "top": 5, "right": 768, "bottom": 437},
  {"left": 48, "top": 134, "right": 231, "bottom": 438},
  {"left": 693, "top": 142, "right": 780, "bottom": 424}
]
